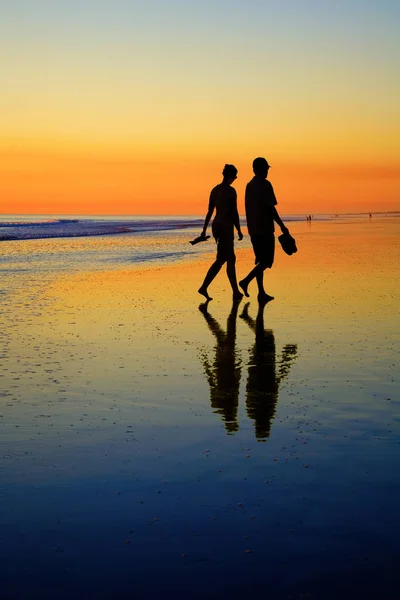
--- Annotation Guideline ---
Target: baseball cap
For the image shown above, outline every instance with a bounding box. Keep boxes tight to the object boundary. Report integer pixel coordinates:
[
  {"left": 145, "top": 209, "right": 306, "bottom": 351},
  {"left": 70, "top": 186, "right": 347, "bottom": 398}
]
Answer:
[{"left": 253, "top": 157, "right": 271, "bottom": 172}]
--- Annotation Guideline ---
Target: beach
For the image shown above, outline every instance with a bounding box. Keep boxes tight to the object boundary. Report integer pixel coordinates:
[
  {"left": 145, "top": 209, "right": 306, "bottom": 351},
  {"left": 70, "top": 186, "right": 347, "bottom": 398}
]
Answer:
[{"left": 1, "top": 216, "right": 399, "bottom": 599}]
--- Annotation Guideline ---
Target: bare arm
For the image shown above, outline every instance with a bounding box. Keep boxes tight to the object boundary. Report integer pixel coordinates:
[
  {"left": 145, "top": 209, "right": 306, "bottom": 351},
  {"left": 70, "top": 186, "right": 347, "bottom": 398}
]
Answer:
[
  {"left": 201, "top": 191, "right": 215, "bottom": 236},
  {"left": 233, "top": 191, "right": 243, "bottom": 240},
  {"left": 272, "top": 206, "right": 289, "bottom": 233}
]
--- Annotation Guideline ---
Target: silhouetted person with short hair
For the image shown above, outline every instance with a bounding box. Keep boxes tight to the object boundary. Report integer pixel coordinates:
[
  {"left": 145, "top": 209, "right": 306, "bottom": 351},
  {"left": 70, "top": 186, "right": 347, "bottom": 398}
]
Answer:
[
  {"left": 199, "top": 300, "right": 242, "bottom": 434},
  {"left": 198, "top": 164, "right": 243, "bottom": 301},
  {"left": 239, "top": 157, "right": 289, "bottom": 302},
  {"left": 240, "top": 302, "right": 298, "bottom": 440}
]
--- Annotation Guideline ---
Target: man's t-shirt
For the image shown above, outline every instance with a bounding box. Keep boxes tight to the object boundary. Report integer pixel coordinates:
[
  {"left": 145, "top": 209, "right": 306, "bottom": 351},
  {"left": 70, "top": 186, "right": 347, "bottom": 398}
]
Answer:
[{"left": 245, "top": 176, "right": 277, "bottom": 236}]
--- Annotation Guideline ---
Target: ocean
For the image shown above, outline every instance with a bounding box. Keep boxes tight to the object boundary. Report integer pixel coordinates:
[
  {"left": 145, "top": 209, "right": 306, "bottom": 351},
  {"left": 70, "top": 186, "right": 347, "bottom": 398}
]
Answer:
[
  {"left": 1, "top": 212, "right": 397, "bottom": 288},
  {"left": 0, "top": 212, "right": 386, "bottom": 242}
]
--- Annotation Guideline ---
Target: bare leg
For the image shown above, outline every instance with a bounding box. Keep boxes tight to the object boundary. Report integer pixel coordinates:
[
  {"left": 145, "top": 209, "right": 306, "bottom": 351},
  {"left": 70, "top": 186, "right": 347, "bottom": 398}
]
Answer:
[
  {"left": 239, "top": 263, "right": 262, "bottom": 297},
  {"left": 226, "top": 257, "right": 243, "bottom": 300},
  {"left": 256, "top": 269, "right": 274, "bottom": 303},
  {"left": 256, "top": 271, "right": 265, "bottom": 295},
  {"left": 198, "top": 259, "right": 224, "bottom": 300},
  {"left": 240, "top": 263, "right": 274, "bottom": 301}
]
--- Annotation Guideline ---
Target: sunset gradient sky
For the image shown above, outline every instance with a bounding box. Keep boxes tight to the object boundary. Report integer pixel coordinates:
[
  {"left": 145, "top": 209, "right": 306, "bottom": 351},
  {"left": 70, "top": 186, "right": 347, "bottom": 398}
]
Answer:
[{"left": 1, "top": 0, "right": 399, "bottom": 215}]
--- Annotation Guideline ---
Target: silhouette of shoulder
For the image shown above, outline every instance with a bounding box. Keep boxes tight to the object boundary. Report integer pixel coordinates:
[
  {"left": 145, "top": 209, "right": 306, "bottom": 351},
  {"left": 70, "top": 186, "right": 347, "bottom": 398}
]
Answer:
[
  {"left": 245, "top": 177, "right": 276, "bottom": 204},
  {"left": 211, "top": 182, "right": 237, "bottom": 200}
]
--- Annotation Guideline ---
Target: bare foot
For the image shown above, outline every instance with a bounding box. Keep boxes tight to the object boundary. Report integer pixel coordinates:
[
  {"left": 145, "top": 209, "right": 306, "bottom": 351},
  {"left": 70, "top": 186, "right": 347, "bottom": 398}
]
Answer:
[
  {"left": 257, "top": 292, "right": 274, "bottom": 303},
  {"left": 239, "top": 279, "right": 249, "bottom": 297},
  {"left": 198, "top": 286, "right": 212, "bottom": 301}
]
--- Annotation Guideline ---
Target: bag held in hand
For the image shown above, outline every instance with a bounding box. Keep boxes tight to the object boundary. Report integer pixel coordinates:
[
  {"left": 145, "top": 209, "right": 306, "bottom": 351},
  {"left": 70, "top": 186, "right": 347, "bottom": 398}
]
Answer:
[{"left": 278, "top": 231, "right": 297, "bottom": 255}]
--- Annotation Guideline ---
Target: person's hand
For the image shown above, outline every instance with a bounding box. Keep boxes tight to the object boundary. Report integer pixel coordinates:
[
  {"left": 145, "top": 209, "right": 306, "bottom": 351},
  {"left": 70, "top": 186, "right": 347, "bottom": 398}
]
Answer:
[
  {"left": 281, "top": 225, "right": 289, "bottom": 234},
  {"left": 238, "top": 231, "right": 243, "bottom": 241}
]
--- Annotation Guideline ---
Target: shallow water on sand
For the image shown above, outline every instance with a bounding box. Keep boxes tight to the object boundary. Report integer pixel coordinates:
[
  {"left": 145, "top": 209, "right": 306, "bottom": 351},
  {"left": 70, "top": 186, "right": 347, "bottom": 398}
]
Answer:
[{"left": 1, "top": 218, "right": 399, "bottom": 599}]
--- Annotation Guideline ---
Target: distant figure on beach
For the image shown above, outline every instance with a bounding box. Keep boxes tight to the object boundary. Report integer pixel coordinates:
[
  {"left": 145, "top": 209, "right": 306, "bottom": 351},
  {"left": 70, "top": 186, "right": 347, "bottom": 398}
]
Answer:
[
  {"left": 240, "top": 302, "right": 298, "bottom": 440},
  {"left": 199, "top": 300, "right": 242, "bottom": 434},
  {"left": 239, "top": 157, "right": 290, "bottom": 302},
  {"left": 198, "top": 164, "right": 243, "bottom": 301}
]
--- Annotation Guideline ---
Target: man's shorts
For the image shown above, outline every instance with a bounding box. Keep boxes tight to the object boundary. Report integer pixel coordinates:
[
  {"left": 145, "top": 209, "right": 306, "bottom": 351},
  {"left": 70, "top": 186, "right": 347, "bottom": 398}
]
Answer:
[
  {"left": 212, "top": 222, "right": 235, "bottom": 262},
  {"left": 250, "top": 233, "right": 275, "bottom": 267}
]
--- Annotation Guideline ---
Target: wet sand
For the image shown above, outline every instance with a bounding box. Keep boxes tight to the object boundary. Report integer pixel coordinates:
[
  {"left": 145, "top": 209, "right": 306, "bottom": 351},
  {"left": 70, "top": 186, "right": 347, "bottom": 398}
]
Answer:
[{"left": 1, "top": 218, "right": 399, "bottom": 599}]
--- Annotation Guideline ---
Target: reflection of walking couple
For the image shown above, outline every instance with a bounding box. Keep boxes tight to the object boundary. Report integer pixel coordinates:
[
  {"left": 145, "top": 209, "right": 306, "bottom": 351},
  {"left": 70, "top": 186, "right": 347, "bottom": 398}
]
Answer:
[
  {"left": 199, "top": 300, "right": 297, "bottom": 440},
  {"left": 198, "top": 157, "right": 289, "bottom": 303}
]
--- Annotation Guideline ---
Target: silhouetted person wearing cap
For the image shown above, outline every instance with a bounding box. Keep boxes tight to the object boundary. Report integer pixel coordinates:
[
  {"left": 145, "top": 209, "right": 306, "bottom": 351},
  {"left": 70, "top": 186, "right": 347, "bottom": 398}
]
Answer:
[
  {"left": 198, "top": 164, "right": 243, "bottom": 301},
  {"left": 199, "top": 299, "right": 242, "bottom": 434},
  {"left": 240, "top": 302, "right": 298, "bottom": 440},
  {"left": 239, "top": 157, "right": 289, "bottom": 302}
]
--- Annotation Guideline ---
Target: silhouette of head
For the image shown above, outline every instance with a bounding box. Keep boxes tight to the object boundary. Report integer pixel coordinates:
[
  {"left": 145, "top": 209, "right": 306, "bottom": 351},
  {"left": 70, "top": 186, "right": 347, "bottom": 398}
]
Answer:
[
  {"left": 222, "top": 164, "right": 238, "bottom": 182},
  {"left": 253, "top": 157, "right": 270, "bottom": 176}
]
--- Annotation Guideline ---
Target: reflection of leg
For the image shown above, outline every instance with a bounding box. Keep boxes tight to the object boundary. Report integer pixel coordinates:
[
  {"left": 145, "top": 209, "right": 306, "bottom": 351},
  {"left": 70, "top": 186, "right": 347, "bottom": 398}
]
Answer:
[
  {"left": 198, "top": 301, "right": 226, "bottom": 345},
  {"left": 244, "top": 304, "right": 277, "bottom": 441},
  {"left": 226, "top": 256, "right": 243, "bottom": 300},
  {"left": 239, "top": 302, "right": 255, "bottom": 330},
  {"left": 198, "top": 299, "right": 211, "bottom": 314},
  {"left": 199, "top": 300, "right": 241, "bottom": 435},
  {"left": 198, "top": 260, "right": 224, "bottom": 300}
]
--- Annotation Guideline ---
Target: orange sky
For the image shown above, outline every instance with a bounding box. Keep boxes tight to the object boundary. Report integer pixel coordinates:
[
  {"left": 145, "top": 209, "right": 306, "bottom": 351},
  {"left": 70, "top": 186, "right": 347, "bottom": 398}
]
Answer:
[
  {"left": 1, "top": 2, "right": 399, "bottom": 215},
  {"left": 1, "top": 144, "right": 399, "bottom": 215}
]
